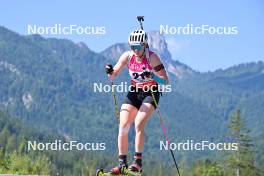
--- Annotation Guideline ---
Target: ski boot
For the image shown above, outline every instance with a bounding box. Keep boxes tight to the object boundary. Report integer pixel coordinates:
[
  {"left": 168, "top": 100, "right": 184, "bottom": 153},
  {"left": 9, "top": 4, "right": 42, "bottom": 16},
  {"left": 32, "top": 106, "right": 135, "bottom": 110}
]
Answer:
[{"left": 128, "top": 163, "right": 142, "bottom": 176}]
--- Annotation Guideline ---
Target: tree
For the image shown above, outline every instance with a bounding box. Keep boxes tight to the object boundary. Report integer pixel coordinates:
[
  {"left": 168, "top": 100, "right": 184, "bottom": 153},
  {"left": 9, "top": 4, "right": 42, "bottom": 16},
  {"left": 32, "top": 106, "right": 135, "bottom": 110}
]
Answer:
[
  {"left": 191, "top": 159, "right": 224, "bottom": 176},
  {"left": 225, "top": 108, "right": 257, "bottom": 176}
]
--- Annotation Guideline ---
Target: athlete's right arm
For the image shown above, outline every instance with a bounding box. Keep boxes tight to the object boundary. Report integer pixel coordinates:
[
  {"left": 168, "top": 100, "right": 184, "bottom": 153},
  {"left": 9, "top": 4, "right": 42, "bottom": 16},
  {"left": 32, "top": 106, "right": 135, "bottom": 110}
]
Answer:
[{"left": 108, "top": 51, "right": 130, "bottom": 79}]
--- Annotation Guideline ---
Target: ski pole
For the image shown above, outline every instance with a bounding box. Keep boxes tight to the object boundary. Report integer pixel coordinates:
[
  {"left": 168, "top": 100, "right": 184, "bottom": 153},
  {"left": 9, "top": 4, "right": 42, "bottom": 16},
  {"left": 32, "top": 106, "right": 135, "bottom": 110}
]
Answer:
[
  {"left": 137, "top": 15, "right": 181, "bottom": 175},
  {"left": 110, "top": 80, "right": 119, "bottom": 122},
  {"left": 151, "top": 91, "right": 181, "bottom": 176},
  {"left": 106, "top": 64, "right": 119, "bottom": 122}
]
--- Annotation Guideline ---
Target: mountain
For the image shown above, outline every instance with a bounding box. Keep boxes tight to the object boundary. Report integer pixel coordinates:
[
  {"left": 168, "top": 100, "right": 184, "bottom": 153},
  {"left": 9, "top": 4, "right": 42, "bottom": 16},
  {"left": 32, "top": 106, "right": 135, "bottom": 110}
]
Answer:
[
  {"left": 0, "top": 26, "right": 264, "bottom": 165},
  {"left": 101, "top": 31, "right": 264, "bottom": 132},
  {"left": 0, "top": 26, "right": 116, "bottom": 142},
  {"left": 101, "top": 31, "right": 195, "bottom": 80}
]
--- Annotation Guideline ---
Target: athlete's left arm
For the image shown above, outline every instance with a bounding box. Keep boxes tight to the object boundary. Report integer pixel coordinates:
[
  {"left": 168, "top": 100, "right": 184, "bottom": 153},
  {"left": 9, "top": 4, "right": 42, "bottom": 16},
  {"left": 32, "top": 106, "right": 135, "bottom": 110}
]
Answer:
[{"left": 150, "top": 53, "right": 169, "bottom": 85}]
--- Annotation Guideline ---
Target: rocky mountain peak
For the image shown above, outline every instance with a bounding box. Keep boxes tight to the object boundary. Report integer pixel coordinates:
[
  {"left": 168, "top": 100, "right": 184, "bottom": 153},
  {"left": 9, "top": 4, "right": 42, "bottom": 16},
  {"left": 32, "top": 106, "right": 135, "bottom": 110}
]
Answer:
[
  {"left": 147, "top": 31, "right": 172, "bottom": 61},
  {"left": 100, "top": 31, "right": 195, "bottom": 79}
]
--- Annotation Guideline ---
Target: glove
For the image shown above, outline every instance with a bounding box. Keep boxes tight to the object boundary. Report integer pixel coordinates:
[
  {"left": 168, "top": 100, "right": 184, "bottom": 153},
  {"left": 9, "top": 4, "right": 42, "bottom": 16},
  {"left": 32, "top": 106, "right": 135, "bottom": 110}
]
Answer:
[
  {"left": 142, "top": 67, "right": 153, "bottom": 79},
  {"left": 142, "top": 67, "right": 167, "bottom": 85},
  {"left": 105, "top": 64, "right": 114, "bottom": 75}
]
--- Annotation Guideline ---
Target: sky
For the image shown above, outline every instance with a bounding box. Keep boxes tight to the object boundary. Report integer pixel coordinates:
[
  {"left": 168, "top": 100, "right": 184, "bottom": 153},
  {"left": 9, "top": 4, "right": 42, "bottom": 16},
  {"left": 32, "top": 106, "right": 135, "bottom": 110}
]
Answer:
[{"left": 0, "top": 0, "right": 263, "bottom": 72}]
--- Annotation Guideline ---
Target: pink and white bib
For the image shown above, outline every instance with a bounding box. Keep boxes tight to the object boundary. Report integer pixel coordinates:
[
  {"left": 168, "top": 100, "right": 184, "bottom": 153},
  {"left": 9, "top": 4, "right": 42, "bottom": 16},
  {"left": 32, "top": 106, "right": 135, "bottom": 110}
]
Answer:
[{"left": 127, "top": 50, "right": 157, "bottom": 88}]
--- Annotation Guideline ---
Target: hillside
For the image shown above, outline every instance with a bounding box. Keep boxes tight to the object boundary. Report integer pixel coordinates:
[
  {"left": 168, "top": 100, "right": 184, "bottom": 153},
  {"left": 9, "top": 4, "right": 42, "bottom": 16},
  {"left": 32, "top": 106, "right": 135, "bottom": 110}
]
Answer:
[{"left": 0, "top": 26, "right": 264, "bottom": 166}]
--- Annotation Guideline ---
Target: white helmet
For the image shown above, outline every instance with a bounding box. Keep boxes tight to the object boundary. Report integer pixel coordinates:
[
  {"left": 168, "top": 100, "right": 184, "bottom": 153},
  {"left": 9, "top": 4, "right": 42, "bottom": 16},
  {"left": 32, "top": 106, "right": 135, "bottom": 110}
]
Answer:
[{"left": 128, "top": 30, "right": 148, "bottom": 45}]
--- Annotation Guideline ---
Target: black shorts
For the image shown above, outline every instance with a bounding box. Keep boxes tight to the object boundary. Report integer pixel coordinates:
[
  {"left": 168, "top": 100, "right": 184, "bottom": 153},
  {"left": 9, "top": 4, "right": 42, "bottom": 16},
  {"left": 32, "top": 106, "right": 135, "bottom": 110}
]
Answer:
[{"left": 124, "top": 86, "right": 160, "bottom": 110}]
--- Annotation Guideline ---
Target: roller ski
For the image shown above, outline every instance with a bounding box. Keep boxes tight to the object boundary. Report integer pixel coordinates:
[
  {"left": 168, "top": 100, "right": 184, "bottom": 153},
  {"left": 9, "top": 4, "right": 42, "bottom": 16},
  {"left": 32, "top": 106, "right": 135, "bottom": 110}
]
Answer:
[
  {"left": 96, "top": 169, "right": 142, "bottom": 176},
  {"left": 96, "top": 163, "right": 142, "bottom": 176}
]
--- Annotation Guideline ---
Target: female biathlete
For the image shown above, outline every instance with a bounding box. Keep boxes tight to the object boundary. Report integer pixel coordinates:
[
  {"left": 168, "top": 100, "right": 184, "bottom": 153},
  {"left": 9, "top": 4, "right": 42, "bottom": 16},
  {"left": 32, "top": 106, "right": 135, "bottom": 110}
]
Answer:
[{"left": 105, "top": 29, "right": 169, "bottom": 175}]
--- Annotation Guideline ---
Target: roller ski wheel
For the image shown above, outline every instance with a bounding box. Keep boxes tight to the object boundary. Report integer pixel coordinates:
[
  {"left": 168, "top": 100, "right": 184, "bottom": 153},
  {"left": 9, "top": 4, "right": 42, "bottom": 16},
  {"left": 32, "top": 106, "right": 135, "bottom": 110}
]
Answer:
[
  {"left": 96, "top": 168, "right": 104, "bottom": 176},
  {"left": 126, "top": 169, "right": 142, "bottom": 176},
  {"left": 96, "top": 169, "right": 115, "bottom": 176}
]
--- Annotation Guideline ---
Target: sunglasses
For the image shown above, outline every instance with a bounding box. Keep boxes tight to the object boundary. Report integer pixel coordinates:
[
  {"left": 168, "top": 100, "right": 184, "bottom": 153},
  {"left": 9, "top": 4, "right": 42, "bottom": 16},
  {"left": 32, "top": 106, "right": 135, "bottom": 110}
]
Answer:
[{"left": 131, "top": 44, "right": 144, "bottom": 51}]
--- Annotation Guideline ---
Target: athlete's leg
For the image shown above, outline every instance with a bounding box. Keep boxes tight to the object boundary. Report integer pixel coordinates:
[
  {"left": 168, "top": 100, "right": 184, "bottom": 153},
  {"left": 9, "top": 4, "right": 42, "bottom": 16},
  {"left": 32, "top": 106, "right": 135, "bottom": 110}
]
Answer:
[
  {"left": 112, "top": 103, "right": 138, "bottom": 174},
  {"left": 118, "top": 103, "right": 138, "bottom": 155},
  {"left": 128, "top": 100, "right": 155, "bottom": 172},
  {"left": 134, "top": 101, "right": 155, "bottom": 153}
]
